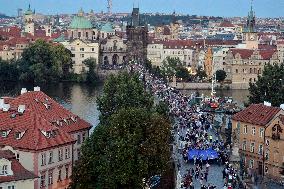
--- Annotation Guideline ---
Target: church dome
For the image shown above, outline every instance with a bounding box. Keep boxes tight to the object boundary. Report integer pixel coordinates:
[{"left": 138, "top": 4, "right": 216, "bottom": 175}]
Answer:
[{"left": 69, "top": 9, "right": 93, "bottom": 29}]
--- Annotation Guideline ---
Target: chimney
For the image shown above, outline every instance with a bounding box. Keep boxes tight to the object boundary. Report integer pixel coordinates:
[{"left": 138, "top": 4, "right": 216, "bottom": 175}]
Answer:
[
  {"left": 18, "top": 105, "right": 26, "bottom": 113},
  {"left": 280, "top": 104, "right": 284, "bottom": 110},
  {"left": 34, "top": 86, "right": 41, "bottom": 92},
  {"left": 264, "top": 101, "right": 271, "bottom": 107},
  {"left": 3, "top": 104, "right": 10, "bottom": 112},
  {"left": 21, "top": 88, "right": 27, "bottom": 94},
  {"left": 0, "top": 99, "right": 4, "bottom": 109}
]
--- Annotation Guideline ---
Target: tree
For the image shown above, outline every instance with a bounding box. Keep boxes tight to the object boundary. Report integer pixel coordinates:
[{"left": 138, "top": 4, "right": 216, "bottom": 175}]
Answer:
[
  {"left": 196, "top": 66, "right": 207, "bottom": 80},
  {"left": 70, "top": 107, "right": 171, "bottom": 189},
  {"left": 97, "top": 72, "right": 153, "bottom": 122},
  {"left": 0, "top": 59, "right": 19, "bottom": 82},
  {"left": 83, "top": 57, "right": 99, "bottom": 84},
  {"left": 161, "top": 57, "right": 182, "bottom": 77},
  {"left": 18, "top": 39, "right": 72, "bottom": 83},
  {"left": 249, "top": 63, "right": 284, "bottom": 106},
  {"left": 216, "top": 70, "right": 227, "bottom": 82},
  {"left": 176, "top": 66, "right": 191, "bottom": 81}
]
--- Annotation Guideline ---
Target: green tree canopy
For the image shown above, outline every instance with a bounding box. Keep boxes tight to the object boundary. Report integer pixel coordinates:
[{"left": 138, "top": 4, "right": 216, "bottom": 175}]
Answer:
[
  {"left": 216, "top": 70, "right": 227, "bottom": 82},
  {"left": 97, "top": 72, "right": 153, "bottom": 122},
  {"left": 249, "top": 63, "right": 284, "bottom": 107},
  {"left": 18, "top": 39, "right": 72, "bottom": 83},
  {"left": 196, "top": 66, "right": 207, "bottom": 80},
  {"left": 70, "top": 107, "right": 171, "bottom": 189},
  {"left": 0, "top": 59, "right": 19, "bottom": 82},
  {"left": 83, "top": 57, "right": 99, "bottom": 84},
  {"left": 176, "top": 66, "right": 191, "bottom": 81},
  {"left": 161, "top": 57, "right": 182, "bottom": 77}
]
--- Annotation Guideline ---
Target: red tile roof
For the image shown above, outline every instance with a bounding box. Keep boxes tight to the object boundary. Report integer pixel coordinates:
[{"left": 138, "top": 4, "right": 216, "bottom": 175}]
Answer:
[
  {"left": 0, "top": 150, "right": 38, "bottom": 183},
  {"left": 219, "top": 21, "right": 235, "bottom": 28},
  {"left": 232, "top": 104, "right": 281, "bottom": 126},
  {"left": 259, "top": 49, "right": 277, "bottom": 60},
  {"left": 0, "top": 91, "right": 91, "bottom": 151},
  {"left": 231, "top": 49, "right": 254, "bottom": 59}
]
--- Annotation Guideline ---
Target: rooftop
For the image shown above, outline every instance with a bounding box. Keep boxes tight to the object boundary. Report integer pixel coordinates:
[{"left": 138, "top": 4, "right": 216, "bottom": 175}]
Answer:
[{"left": 232, "top": 104, "right": 281, "bottom": 126}]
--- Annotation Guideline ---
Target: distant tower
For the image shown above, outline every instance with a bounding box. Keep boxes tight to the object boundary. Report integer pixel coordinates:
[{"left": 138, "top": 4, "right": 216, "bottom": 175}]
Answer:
[
  {"left": 107, "top": 0, "right": 112, "bottom": 14},
  {"left": 17, "top": 8, "right": 23, "bottom": 18},
  {"left": 243, "top": 0, "right": 258, "bottom": 49}
]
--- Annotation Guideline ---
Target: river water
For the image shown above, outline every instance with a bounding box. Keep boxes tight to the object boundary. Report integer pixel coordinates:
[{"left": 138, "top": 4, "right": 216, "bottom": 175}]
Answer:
[{"left": 0, "top": 82, "right": 249, "bottom": 132}]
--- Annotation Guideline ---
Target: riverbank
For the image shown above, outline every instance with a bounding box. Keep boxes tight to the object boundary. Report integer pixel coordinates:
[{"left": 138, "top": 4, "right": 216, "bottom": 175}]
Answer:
[{"left": 169, "top": 82, "right": 250, "bottom": 90}]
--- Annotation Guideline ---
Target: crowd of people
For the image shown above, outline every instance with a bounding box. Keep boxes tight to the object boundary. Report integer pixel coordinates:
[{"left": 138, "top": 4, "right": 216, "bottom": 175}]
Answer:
[{"left": 129, "top": 63, "right": 240, "bottom": 189}]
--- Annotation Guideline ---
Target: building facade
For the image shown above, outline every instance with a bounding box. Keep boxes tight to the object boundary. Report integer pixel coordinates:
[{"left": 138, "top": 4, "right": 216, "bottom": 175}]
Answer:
[
  {"left": 61, "top": 39, "right": 99, "bottom": 74},
  {"left": 0, "top": 87, "right": 92, "bottom": 189},
  {"left": 232, "top": 104, "right": 284, "bottom": 179}
]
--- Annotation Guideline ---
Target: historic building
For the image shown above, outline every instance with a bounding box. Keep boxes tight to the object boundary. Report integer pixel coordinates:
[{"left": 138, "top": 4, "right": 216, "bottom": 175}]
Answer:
[
  {"left": 126, "top": 8, "right": 148, "bottom": 62},
  {"left": 67, "top": 8, "right": 98, "bottom": 41},
  {"left": 61, "top": 39, "right": 99, "bottom": 74},
  {"left": 0, "top": 87, "right": 92, "bottom": 189},
  {"left": 224, "top": 48, "right": 279, "bottom": 89},
  {"left": 242, "top": 5, "right": 259, "bottom": 49},
  {"left": 24, "top": 4, "right": 35, "bottom": 36},
  {"left": 0, "top": 150, "right": 38, "bottom": 189},
  {"left": 100, "top": 35, "right": 127, "bottom": 65},
  {"left": 232, "top": 104, "right": 284, "bottom": 179}
]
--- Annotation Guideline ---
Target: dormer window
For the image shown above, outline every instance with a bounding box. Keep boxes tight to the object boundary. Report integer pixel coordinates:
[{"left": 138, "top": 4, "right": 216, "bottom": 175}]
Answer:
[
  {"left": 2, "top": 165, "right": 8, "bottom": 175},
  {"left": 2, "top": 131, "right": 7, "bottom": 138},
  {"left": 15, "top": 132, "right": 21, "bottom": 140}
]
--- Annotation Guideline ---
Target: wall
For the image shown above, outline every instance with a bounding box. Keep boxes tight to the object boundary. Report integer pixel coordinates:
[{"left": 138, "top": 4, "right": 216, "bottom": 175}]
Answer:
[{"left": 0, "top": 179, "right": 35, "bottom": 189}]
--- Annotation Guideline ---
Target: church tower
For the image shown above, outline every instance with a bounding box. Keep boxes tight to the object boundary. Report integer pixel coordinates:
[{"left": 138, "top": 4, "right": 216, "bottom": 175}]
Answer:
[
  {"left": 24, "top": 4, "right": 35, "bottom": 36},
  {"left": 243, "top": 1, "right": 258, "bottom": 49},
  {"left": 126, "top": 7, "right": 148, "bottom": 62}
]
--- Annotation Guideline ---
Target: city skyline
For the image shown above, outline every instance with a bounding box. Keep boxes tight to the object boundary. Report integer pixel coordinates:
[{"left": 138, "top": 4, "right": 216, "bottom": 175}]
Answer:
[{"left": 0, "top": 0, "right": 283, "bottom": 18}]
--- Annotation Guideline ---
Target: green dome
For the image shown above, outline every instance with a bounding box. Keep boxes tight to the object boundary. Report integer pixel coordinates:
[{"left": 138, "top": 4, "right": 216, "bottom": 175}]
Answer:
[
  {"left": 99, "top": 22, "right": 114, "bottom": 32},
  {"left": 69, "top": 15, "right": 93, "bottom": 29},
  {"left": 25, "top": 4, "right": 33, "bottom": 15}
]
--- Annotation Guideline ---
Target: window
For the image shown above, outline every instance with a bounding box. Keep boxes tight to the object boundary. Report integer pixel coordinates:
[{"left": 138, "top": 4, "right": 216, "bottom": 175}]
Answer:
[
  {"left": 65, "top": 165, "right": 69, "bottom": 179},
  {"left": 71, "top": 54, "right": 75, "bottom": 57},
  {"left": 250, "top": 142, "right": 255, "bottom": 153},
  {"left": 249, "top": 159, "right": 254, "bottom": 168},
  {"left": 80, "top": 48, "right": 84, "bottom": 51},
  {"left": 92, "top": 48, "right": 94, "bottom": 51},
  {"left": 49, "top": 151, "right": 53, "bottom": 164},
  {"left": 7, "top": 186, "right": 15, "bottom": 189},
  {"left": 48, "top": 171, "right": 53, "bottom": 185},
  {"left": 71, "top": 47, "right": 75, "bottom": 51},
  {"left": 58, "top": 149, "right": 63, "bottom": 161},
  {"left": 242, "top": 141, "right": 247, "bottom": 150},
  {"left": 259, "top": 144, "right": 263, "bottom": 155},
  {"left": 40, "top": 173, "right": 46, "bottom": 188},
  {"left": 65, "top": 148, "right": 70, "bottom": 159},
  {"left": 265, "top": 139, "right": 270, "bottom": 146},
  {"left": 243, "top": 125, "right": 247, "bottom": 134},
  {"left": 77, "top": 134, "right": 81, "bottom": 144},
  {"left": 260, "top": 128, "right": 264, "bottom": 138},
  {"left": 15, "top": 132, "right": 21, "bottom": 139},
  {"left": 80, "top": 54, "right": 84, "bottom": 58},
  {"left": 2, "top": 131, "right": 7, "bottom": 138},
  {"left": 2, "top": 165, "right": 7, "bottom": 175},
  {"left": 41, "top": 153, "right": 46, "bottom": 166},
  {"left": 78, "top": 32, "right": 81, "bottom": 38},
  {"left": 265, "top": 166, "right": 268, "bottom": 174},
  {"left": 265, "top": 151, "right": 269, "bottom": 160},
  {"left": 252, "top": 127, "right": 256, "bottom": 135},
  {"left": 235, "top": 69, "right": 238, "bottom": 73},
  {"left": 82, "top": 132, "right": 86, "bottom": 142},
  {"left": 58, "top": 168, "right": 62, "bottom": 182},
  {"left": 77, "top": 149, "right": 81, "bottom": 159}
]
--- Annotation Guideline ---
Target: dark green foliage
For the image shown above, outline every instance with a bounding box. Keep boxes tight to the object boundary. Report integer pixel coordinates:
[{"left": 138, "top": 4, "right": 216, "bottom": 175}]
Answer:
[
  {"left": 248, "top": 64, "right": 284, "bottom": 107},
  {"left": 176, "top": 67, "right": 191, "bottom": 81},
  {"left": 18, "top": 39, "right": 72, "bottom": 83},
  {"left": 97, "top": 72, "right": 153, "bottom": 122},
  {"left": 216, "top": 70, "right": 227, "bottom": 82},
  {"left": 83, "top": 57, "right": 99, "bottom": 84},
  {"left": 196, "top": 66, "right": 207, "bottom": 80},
  {"left": 161, "top": 57, "right": 182, "bottom": 77},
  {"left": 70, "top": 72, "right": 172, "bottom": 189},
  {"left": 0, "top": 59, "right": 19, "bottom": 82}
]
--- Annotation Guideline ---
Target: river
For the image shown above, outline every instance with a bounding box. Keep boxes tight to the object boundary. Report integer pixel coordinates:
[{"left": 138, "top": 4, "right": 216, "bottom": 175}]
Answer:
[{"left": 0, "top": 82, "right": 249, "bottom": 132}]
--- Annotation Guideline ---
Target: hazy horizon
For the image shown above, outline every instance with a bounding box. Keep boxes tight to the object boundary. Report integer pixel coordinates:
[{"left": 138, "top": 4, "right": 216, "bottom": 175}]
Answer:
[{"left": 0, "top": 0, "right": 283, "bottom": 18}]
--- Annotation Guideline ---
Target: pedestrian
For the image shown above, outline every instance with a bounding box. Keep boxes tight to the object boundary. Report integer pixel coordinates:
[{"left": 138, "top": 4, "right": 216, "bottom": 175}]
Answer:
[{"left": 204, "top": 172, "right": 208, "bottom": 182}]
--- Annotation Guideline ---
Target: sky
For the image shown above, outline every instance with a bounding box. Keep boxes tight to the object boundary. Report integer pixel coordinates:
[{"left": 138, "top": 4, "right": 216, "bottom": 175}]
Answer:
[{"left": 0, "top": 0, "right": 283, "bottom": 18}]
